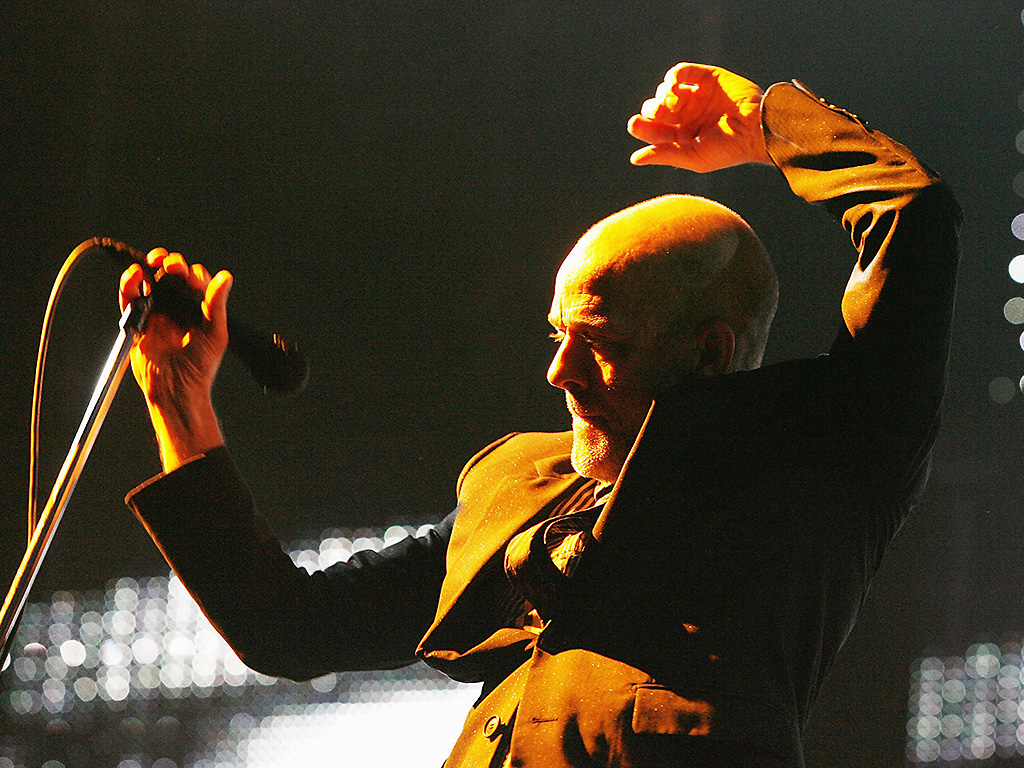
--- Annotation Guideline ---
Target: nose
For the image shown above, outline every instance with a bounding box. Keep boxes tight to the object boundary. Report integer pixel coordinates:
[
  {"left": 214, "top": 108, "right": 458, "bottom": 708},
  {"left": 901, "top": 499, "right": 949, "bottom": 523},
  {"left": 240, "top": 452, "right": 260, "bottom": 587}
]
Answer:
[{"left": 547, "top": 333, "right": 589, "bottom": 391}]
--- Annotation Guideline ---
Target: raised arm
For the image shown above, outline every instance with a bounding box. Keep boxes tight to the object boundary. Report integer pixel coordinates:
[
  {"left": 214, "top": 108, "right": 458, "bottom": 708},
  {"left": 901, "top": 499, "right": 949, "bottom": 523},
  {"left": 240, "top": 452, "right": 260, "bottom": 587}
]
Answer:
[
  {"left": 120, "top": 254, "right": 451, "bottom": 679},
  {"left": 628, "top": 62, "right": 961, "bottom": 375}
]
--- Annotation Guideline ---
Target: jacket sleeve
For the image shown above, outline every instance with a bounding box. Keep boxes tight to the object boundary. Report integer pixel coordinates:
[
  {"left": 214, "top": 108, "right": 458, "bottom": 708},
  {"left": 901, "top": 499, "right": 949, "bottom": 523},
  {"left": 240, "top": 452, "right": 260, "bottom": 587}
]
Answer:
[
  {"left": 760, "top": 81, "right": 962, "bottom": 498},
  {"left": 126, "top": 446, "right": 454, "bottom": 680},
  {"left": 762, "top": 81, "right": 961, "bottom": 384}
]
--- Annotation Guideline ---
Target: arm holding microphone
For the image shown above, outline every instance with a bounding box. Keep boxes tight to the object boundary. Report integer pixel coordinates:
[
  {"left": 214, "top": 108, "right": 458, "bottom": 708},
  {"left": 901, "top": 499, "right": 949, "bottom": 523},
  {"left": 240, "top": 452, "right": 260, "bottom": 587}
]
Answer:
[
  {"left": 120, "top": 250, "right": 453, "bottom": 678},
  {"left": 119, "top": 249, "right": 232, "bottom": 472}
]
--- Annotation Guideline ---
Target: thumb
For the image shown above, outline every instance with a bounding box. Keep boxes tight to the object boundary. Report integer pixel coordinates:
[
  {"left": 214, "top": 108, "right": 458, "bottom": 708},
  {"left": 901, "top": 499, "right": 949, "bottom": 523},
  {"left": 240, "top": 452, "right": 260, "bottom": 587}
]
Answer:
[
  {"left": 630, "top": 144, "right": 694, "bottom": 168},
  {"left": 630, "top": 145, "right": 659, "bottom": 166}
]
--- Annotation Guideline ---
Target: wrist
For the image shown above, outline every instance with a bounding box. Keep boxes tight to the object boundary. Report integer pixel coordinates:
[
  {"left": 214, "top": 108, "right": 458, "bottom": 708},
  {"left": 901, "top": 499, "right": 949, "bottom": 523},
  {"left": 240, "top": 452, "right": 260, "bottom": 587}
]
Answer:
[
  {"left": 147, "top": 394, "right": 225, "bottom": 472},
  {"left": 751, "top": 100, "right": 774, "bottom": 165}
]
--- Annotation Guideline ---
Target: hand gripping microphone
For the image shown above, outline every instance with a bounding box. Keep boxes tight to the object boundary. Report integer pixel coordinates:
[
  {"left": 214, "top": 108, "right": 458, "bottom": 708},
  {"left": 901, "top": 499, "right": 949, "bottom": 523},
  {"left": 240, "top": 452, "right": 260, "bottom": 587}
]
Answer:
[{"left": 97, "top": 237, "right": 309, "bottom": 394}]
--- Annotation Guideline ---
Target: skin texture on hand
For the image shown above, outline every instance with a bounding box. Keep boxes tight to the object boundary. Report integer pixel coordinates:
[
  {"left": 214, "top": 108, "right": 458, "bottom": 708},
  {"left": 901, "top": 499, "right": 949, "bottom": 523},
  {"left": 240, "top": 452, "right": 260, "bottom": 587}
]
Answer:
[
  {"left": 627, "top": 63, "right": 773, "bottom": 172},
  {"left": 119, "top": 248, "right": 233, "bottom": 472}
]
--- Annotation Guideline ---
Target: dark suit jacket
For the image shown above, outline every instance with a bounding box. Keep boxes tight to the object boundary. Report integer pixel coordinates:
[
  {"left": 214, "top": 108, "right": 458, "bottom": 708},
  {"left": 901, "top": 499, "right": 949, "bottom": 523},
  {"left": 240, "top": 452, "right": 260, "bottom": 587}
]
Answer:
[{"left": 128, "top": 82, "right": 960, "bottom": 767}]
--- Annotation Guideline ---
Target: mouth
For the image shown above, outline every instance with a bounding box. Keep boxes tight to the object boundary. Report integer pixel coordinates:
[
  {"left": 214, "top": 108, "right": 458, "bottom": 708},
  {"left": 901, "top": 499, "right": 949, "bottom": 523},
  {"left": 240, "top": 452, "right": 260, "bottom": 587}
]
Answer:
[{"left": 566, "top": 395, "right": 604, "bottom": 425}]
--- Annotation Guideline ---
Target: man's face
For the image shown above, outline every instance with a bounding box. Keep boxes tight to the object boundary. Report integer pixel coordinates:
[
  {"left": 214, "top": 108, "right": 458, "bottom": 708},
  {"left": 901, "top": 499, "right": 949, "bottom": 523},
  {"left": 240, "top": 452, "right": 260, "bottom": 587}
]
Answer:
[
  {"left": 546, "top": 237, "right": 690, "bottom": 483},
  {"left": 546, "top": 194, "right": 769, "bottom": 482}
]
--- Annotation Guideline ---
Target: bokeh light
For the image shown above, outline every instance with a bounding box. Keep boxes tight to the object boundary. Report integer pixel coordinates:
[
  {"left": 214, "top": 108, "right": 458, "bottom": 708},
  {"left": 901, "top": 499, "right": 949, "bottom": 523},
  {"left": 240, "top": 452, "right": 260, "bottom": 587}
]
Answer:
[
  {"left": 1005, "top": 297, "right": 1024, "bottom": 323},
  {"left": 0, "top": 522, "right": 474, "bottom": 768},
  {"left": 1009, "top": 255, "right": 1024, "bottom": 283},
  {"left": 989, "top": 377, "right": 1016, "bottom": 404},
  {"left": 909, "top": 642, "right": 1024, "bottom": 763},
  {"left": 1013, "top": 214, "right": 1024, "bottom": 241}
]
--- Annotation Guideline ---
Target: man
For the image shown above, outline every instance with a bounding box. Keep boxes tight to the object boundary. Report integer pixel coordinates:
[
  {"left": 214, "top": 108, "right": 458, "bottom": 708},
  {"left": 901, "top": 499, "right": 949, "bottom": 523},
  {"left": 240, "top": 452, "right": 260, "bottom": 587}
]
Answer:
[{"left": 121, "top": 64, "right": 960, "bottom": 766}]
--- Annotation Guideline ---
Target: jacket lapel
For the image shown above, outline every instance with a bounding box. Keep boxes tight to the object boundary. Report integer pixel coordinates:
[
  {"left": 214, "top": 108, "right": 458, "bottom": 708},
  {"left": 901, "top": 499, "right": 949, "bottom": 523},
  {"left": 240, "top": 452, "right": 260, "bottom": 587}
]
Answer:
[{"left": 418, "top": 432, "right": 585, "bottom": 673}]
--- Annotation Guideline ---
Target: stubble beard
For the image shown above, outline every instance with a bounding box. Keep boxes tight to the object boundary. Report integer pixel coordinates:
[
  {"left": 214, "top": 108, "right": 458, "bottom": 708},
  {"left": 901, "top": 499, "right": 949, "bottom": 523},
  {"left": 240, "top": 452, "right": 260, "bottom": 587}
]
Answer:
[{"left": 569, "top": 414, "right": 628, "bottom": 483}]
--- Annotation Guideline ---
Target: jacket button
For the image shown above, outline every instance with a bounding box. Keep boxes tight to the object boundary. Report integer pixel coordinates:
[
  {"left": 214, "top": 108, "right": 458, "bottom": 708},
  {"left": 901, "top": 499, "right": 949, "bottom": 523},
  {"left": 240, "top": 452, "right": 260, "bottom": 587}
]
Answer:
[{"left": 483, "top": 715, "right": 502, "bottom": 739}]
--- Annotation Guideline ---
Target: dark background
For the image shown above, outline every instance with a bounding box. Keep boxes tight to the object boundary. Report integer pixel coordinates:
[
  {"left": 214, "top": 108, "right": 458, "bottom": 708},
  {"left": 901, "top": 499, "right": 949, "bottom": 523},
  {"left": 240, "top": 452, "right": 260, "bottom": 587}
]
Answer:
[{"left": 0, "top": 1, "right": 1021, "bottom": 764}]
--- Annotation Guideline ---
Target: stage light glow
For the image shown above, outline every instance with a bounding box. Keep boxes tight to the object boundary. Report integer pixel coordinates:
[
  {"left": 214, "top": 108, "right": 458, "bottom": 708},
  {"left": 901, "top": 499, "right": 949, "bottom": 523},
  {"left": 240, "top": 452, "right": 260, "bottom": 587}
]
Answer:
[
  {"left": 1013, "top": 214, "right": 1024, "bottom": 240},
  {"left": 942, "top": 679, "right": 966, "bottom": 703},
  {"left": 909, "top": 641, "right": 1024, "bottom": 762},
  {"left": 0, "top": 520, "right": 473, "bottom": 768},
  {"left": 989, "top": 377, "right": 1016, "bottom": 403},
  {"left": 1004, "top": 297, "right": 1024, "bottom": 323},
  {"left": 59, "top": 640, "right": 86, "bottom": 667},
  {"left": 73, "top": 677, "right": 97, "bottom": 702}
]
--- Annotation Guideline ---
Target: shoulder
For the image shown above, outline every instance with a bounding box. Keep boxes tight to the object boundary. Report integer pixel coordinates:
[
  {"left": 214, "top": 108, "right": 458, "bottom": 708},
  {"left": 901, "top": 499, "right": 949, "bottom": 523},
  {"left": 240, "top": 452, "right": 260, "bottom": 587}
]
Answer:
[{"left": 456, "top": 431, "right": 574, "bottom": 496}]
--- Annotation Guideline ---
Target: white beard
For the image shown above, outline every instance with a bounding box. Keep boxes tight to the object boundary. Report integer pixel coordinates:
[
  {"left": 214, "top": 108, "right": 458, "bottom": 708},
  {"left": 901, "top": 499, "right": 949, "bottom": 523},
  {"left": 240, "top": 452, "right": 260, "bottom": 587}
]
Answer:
[{"left": 569, "top": 416, "right": 623, "bottom": 483}]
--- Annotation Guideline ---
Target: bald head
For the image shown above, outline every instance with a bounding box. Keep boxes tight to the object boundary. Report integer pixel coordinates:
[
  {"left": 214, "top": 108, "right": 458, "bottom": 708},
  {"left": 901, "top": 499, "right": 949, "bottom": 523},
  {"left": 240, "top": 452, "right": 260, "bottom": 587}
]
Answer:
[{"left": 555, "top": 194, "right": 778, "bottom": 374}]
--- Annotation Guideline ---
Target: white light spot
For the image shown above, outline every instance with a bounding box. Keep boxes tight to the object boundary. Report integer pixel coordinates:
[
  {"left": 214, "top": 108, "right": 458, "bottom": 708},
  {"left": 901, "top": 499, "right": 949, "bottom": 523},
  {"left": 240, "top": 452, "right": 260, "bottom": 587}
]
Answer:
[
  {"left": 384, "top": 525, "right": 411, "bottom": 546},
  {"left": 168, "top": 635, "right": 195, "bottom": 661},
  {"left": 60, "top": 640, "right": 86, "bottom": 667},
  {"left": 133, "top": 636, "right": 161, "bottom": 665},
  {"left": 111, "top": 610, "right": 137, "bottom": 636},
  {"left": 915, "top": 739, "right": 940, "bottom": 762},
  {"left": 1010, "top": 255, "right": 1024, "bottom": 283},
  {"left": 99, "top": 639, "right": 124, "bottom": 667},
  {"left": 311, "top": 673, "right": 337, "bottom": 693}
]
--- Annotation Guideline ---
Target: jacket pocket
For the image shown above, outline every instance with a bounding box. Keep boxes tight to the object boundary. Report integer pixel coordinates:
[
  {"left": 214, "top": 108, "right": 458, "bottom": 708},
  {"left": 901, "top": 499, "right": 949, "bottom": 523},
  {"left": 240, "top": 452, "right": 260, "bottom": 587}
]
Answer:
[{"left": 630, "top": 684, "right": 713, "bottom": 737}]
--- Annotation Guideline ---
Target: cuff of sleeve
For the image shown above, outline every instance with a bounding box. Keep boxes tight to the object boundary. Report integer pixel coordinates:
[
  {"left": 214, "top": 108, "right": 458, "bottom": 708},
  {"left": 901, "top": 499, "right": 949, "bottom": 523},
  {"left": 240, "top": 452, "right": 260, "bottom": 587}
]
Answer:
[
  {"left": 760, "top": 80, "right": 942, "bottom": 204},
  {"left": 125, "top": 446, "right": 254, "bottom": 538},
  {"left": 125, "top": 449, "right": 217, "bottom": 504}
]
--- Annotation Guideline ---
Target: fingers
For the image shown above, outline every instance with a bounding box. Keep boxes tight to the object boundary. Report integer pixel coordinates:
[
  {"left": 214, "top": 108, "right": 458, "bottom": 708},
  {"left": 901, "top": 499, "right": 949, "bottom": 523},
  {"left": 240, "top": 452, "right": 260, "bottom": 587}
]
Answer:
[
  {"left": 627, "top": 114, "right": 683, "bottom": 146},
  {"left": 627, "top": 62, "right": 768, "bottom": 172},
  {"left": 640, "top": 76, "right": 704, "bottom": 121},
  {"left": 627, "top": 112, "right": 700, "bottom": 168},
  {"left": 126, "top": 248, "right": 226, "bottom": 328},
  {"left": 633, "top": 67, "right": 715, "bottom": 142},
  {"left": 629, "top": 145, "right": 660, "bottom": 167},
  {"left": 191, "top": 262, "right": 212, "bottom": 285},
  {"left": 663, "top": 62, "right": 716, "bottom": 90},
  {"left": 148, "top": 248, "right": 200, "bottom": 284},
  {"left": 202, "top": 270, "right": 233, "bottom": 327},
  {"left": 145, "top": 246, "right": 218, "bottom": 291},
  {"left": 145, "top": 247, "right": 169, "bottom": 271},
  {"left": 119, "top": 263, "right": 144, "bottom": 313}
]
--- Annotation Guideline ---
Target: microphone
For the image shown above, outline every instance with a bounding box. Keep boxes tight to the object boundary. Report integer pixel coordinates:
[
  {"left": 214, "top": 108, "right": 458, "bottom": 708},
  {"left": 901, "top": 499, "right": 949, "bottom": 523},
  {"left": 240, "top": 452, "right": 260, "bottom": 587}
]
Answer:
[{"left": 96, "top": 237, "right": 309, "bottom": 394}]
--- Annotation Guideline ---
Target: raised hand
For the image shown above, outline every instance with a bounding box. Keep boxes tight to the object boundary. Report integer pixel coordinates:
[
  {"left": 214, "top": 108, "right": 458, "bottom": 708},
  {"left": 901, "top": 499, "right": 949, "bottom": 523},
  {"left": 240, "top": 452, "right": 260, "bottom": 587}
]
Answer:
[
  {"left": 627, "top": 63, "right": 773, "bottom": 172},
  {"left": 119, "top": 248, "right": 233, "bottom": 470}
]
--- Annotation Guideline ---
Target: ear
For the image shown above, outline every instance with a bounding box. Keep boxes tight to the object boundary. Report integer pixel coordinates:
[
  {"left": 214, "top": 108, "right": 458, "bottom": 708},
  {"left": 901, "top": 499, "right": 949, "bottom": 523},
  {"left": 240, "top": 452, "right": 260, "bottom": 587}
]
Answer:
[{"left": 694, "top": 320, "right": 735, "bottom": 377}]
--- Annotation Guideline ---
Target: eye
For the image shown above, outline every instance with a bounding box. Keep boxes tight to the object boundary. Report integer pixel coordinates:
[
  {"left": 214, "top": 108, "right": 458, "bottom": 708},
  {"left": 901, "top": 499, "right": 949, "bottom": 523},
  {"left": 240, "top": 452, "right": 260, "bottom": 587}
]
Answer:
[{"left": 587, "top": 334, "right": 630, "bottom": 360}]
